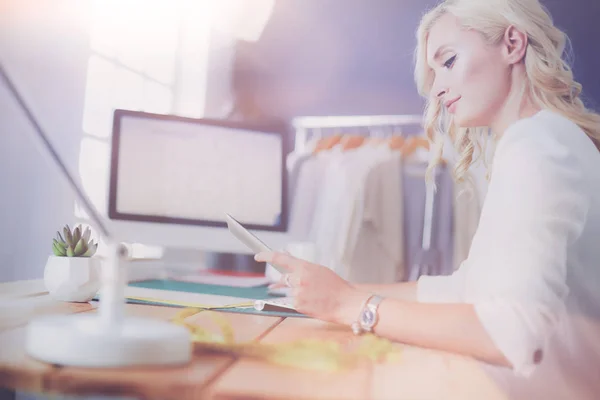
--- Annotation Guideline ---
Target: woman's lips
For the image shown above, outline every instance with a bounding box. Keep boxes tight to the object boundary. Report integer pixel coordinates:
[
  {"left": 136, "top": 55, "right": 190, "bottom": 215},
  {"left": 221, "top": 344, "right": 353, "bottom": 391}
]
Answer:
[{"left": 445, "top": 96, "right": 461, "bottom": 112}]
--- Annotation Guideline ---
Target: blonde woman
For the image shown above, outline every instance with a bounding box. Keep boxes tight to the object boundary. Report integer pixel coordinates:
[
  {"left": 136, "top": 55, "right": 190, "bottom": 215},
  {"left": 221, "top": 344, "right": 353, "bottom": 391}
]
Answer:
[{"left": 257, "top": 0, "right": 600, "bottom": 397}]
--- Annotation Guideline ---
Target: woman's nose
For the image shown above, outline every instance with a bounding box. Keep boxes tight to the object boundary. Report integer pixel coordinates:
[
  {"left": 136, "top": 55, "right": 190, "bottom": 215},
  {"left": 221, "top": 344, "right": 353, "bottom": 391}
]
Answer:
[
  {"left": 436, "top": 87, "right": 448, "bottom": 99},
  {"left": 430, "top": 79, "right": 448, "bottom": 100}
]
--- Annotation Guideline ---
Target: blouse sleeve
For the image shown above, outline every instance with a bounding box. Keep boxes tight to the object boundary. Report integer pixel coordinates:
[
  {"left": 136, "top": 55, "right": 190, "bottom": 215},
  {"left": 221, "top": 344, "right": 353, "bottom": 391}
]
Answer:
[
  {"left": 466, "top": 124, "right": 589, "bottom": 376},
  {"left": 417, "top": 262, "right": 468, "bottom": 303}
]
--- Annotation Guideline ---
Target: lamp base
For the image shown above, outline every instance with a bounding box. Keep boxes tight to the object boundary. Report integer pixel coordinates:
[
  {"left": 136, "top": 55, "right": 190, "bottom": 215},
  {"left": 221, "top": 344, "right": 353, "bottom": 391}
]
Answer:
[{"left": 25, "top": 314, "right": 192, "bottom": 367}]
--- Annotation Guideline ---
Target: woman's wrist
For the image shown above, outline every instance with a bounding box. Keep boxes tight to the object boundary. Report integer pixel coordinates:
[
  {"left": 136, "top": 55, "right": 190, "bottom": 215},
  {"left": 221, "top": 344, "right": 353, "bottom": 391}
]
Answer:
[{"left": 335, "top": 288, "right": 373, "bottom": 326}]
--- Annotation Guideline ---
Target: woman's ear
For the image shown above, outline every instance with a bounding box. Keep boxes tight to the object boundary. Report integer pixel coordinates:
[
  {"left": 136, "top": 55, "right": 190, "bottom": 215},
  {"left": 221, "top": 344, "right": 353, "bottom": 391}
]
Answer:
[{"left": 503, "top": 25, "right": 528, "bottom": 64}]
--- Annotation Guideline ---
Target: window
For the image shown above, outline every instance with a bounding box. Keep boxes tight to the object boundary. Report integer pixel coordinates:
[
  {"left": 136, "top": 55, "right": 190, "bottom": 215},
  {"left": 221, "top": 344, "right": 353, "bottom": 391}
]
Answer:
[{"left": 77, "top": 0, "right": 274, "bottom": 256}]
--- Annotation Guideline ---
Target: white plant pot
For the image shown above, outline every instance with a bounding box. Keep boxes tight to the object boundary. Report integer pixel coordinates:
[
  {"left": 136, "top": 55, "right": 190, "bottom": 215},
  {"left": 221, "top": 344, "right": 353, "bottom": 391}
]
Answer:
[{"left": 43, "top": 255, "right": 101, "bottom": 302}]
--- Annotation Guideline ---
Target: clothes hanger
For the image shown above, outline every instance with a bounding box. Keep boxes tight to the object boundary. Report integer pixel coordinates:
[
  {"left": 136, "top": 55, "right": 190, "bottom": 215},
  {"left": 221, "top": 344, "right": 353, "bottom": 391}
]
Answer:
[
  {"left": 388, "top": 135, "right": 406, "bottom": 151},
  {"left": 400, "top": 136, "right": 430, "bottom": 157},
  {"left": 313, "top": 134, "right": 342, "bottom": 154},
  {"left": 400, "top": 135, "right": 448, "bottom": 165},
  {"left": 340, "top": 134, "right": 366, "bottom": 151}
]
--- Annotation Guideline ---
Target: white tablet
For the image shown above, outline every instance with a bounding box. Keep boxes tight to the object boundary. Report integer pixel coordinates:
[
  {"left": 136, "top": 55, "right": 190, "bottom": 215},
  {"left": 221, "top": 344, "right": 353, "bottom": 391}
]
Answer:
[{"left": 224, "top": 213, "right": 287, "bottom": 274}]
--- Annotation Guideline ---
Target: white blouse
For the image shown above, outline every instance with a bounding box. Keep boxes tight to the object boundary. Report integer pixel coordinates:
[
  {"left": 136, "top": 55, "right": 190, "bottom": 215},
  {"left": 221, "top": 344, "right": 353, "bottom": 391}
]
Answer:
[{"left": 417, "top": 109, "right": 600, "bottom": 398}]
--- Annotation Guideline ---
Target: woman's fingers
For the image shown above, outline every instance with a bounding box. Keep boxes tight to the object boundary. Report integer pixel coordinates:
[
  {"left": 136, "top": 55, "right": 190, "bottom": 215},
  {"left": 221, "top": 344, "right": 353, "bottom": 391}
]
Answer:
[
  {"left": 281, "top": 272, "right": 304, "bottom": 288},
  {"left": 257, "top": 251, "right": 313, "bottom": 291},
  {"left": 255, "top": 251, "right": 306, "bottom": 271}
]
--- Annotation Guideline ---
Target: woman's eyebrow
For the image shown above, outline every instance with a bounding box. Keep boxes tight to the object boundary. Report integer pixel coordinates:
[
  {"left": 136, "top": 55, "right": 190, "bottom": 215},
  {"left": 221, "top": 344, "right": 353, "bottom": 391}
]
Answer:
[
  {"left": 428, "top": 44, "right": 454, "bottom": 65},
  {"left": 434, "top": 45, "right": 452, "bottom": 60}
]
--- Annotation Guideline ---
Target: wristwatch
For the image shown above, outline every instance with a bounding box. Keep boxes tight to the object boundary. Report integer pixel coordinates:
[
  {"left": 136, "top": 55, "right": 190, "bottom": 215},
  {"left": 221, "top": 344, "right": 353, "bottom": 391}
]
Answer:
[{"left": 351, "top": 294, "right": 384, "bottom": 335}]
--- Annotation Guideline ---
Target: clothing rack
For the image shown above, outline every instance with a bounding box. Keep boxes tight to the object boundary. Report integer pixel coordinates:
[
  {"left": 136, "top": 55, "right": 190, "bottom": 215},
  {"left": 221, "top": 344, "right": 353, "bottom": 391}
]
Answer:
[
  {"left": 291, "top": 114, "right": 424, "bottom": 153},
  {"left": 289, "top": 114, "right": 452, "bottom": 281}
]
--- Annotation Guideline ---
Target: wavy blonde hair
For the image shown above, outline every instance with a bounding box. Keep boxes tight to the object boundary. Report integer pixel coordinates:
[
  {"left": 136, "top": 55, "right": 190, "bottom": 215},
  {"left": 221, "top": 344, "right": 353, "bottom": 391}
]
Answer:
[{"left": 415, "top": 0, "right": 600, "bottom": 184}]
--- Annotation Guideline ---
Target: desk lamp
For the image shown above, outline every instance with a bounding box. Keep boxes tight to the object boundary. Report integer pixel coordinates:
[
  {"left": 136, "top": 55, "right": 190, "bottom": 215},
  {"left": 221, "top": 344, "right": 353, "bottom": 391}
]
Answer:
[{"left": 0, "top": 64, "right": 192, "bottom": 367}]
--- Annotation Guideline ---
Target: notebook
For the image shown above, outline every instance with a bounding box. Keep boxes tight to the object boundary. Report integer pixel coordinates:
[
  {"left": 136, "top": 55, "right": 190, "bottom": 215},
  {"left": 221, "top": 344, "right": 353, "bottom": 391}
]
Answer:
[{"left": 110, "top": 279, "right": 306, "bottom": 318}]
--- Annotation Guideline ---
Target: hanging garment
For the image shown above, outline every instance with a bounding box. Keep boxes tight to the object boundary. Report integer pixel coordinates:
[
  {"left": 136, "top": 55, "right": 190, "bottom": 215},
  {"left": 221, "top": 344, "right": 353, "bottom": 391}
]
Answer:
[
  {"left": 287, "top": 153, "right": 331, "bottom": 240},
  {"left": 401, "top": 160, "right": 455, "bottom": 280},
  {"left": 309, "top": 143, "right": 400, "bottom": 281},
  {"left": 286, "top": 138, "right": 319, "bottom": 213},
  {"left": 309, "top": 146, "right": 369, "bottom": 271},
  {"left": 343, "top": 152, "right": 404, "bottom": 283}
]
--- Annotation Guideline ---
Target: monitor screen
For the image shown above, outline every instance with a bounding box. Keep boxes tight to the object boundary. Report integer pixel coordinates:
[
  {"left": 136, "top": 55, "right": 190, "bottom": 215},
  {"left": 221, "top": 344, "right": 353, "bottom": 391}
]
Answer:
[{"left": 108, "top": 110, "right": 288, "bottom": 232}]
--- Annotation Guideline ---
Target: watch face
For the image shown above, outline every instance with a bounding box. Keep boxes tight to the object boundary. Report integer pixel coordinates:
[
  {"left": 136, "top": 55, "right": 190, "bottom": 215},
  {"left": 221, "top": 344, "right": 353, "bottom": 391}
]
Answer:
[{"left": 361, "top": 308, "right": 376, "bottom": 327}]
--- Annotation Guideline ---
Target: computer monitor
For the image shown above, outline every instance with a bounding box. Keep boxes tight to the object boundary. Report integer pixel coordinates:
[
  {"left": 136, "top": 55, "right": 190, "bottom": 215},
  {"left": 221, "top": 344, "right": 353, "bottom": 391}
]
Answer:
[{"left": 106, "top": 109, "right": 292, "bottom": 254}]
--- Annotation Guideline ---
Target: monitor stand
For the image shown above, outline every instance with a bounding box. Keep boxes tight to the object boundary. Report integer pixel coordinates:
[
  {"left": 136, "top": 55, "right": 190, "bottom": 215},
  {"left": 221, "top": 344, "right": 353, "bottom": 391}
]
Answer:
[
  {"left": 204, "top": 251, "right": 266, "bottom": 275},
  {"left": 161, "top": 247, "right": 266, "bottom": 276}
]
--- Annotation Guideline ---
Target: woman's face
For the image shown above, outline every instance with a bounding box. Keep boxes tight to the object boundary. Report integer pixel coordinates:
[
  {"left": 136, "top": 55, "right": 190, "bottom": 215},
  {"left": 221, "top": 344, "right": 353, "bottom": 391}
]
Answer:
[{"left": 426, "top": 13, "right": 512, "bottom": 128}]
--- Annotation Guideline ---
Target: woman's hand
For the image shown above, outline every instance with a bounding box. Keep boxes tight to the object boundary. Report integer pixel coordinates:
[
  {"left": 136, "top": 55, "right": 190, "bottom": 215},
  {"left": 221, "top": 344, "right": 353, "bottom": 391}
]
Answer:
[{"left": 255, "top": 251, "right": 369, "bottom": 325}]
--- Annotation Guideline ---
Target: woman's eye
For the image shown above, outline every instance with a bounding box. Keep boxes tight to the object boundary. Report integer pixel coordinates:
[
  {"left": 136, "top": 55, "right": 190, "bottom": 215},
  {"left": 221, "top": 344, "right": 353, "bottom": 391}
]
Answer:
[{"left": 443, "top": 55, "right": 456, "bottom": 69}]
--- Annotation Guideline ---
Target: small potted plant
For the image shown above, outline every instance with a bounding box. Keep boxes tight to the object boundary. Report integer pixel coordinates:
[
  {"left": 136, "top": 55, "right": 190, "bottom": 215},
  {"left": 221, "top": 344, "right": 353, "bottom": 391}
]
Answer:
[{"left": 44, "top": 224, "right": 101, "bottom": 302}]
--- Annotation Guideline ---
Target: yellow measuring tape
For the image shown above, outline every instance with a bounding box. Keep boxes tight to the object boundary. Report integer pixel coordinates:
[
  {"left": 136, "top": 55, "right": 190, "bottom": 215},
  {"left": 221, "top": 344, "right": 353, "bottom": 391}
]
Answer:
[{"left": 169, "top": 307, "right": 402, "bottom": 373}]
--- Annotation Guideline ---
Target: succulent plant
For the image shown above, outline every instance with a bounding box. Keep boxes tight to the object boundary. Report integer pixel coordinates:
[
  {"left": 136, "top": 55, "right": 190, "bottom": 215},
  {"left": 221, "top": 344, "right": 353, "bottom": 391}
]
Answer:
[{"left": 52, "top": 224, "right": 98, "bottom": 257}]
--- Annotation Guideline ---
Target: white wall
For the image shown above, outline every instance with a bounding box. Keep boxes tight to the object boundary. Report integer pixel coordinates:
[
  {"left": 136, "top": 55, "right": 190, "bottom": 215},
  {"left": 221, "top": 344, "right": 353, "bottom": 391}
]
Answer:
[{"left": 0, "top": 0, "right": 92, "bottom": 282}]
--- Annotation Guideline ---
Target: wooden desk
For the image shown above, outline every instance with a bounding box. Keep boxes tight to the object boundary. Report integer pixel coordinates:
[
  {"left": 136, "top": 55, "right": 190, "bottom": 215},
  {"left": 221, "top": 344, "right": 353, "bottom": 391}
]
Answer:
[{"left": 0, "top": 280, "right": 506, "bottom": 400}]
